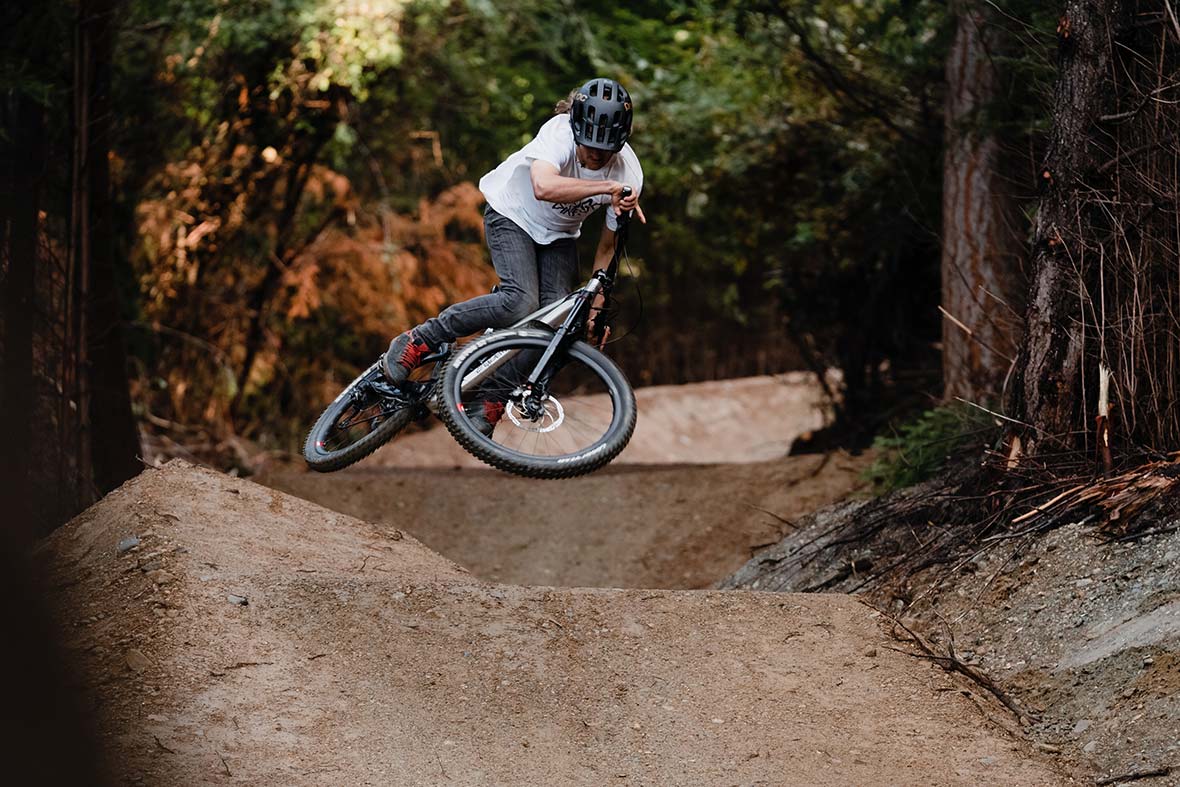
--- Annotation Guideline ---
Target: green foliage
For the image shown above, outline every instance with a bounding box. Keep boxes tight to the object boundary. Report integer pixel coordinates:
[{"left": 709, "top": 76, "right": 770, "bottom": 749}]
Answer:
[
  {"left": 864, "top": 404, "right": 996, "bottom": 493},
  {"left": 5, "top": 0, "right": 1060, "bottom": 455}
]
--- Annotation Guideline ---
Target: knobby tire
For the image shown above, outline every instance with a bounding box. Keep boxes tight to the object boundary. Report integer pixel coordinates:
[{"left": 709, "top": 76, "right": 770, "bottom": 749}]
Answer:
[{"left": 438, "top": 328, "right": 636, "bottom": 479}]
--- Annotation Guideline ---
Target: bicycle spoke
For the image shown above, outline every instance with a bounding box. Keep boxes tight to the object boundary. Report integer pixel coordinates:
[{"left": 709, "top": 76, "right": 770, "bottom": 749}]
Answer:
[{"left": 443, "top": 330, "right": 635, "bottom": 476}]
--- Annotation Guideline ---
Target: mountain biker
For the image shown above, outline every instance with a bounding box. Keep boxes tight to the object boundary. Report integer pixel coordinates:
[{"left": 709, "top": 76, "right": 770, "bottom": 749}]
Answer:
[{"left": 380, "top": 77, "right": 645, "bottom": 435}]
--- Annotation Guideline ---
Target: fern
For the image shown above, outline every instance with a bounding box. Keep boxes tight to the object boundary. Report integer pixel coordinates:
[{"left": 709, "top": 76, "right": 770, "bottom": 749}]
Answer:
[{"left": 864, "top": 404, "right": 996, "bottom": 493}]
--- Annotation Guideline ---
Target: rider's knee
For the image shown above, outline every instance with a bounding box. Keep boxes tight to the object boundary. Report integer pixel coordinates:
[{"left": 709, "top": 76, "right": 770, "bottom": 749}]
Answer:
[{"left": 498, "top": 288, "right": 539, "bottom": 323}]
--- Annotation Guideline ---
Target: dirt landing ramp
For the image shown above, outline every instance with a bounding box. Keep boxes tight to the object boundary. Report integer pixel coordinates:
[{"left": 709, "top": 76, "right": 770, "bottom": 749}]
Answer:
[
  {"left": 41, "top": 462, "right": 1064, "bottom": 786},
  {"left": 259, "top": 451, "right": 875, "bottom": 590},
  {"left": 363, "top": 373, "right": 834, "bottom": 469}
]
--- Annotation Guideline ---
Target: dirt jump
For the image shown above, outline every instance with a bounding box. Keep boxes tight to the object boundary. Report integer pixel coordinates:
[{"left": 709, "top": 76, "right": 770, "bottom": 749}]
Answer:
[{"left": 41, "top": 459, "right": 1068, "bottom": 785}]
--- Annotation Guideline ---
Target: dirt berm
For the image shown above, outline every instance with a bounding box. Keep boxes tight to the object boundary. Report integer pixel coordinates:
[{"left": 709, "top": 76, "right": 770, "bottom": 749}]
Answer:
[{"left": 41, "top": 461, "right": 1066, "bottom": 785}]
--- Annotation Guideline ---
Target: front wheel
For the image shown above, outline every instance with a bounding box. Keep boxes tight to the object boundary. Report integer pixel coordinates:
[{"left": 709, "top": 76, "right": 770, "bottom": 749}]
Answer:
[{"left": 439, "top": 328, "right": 636, "bottom": 479}]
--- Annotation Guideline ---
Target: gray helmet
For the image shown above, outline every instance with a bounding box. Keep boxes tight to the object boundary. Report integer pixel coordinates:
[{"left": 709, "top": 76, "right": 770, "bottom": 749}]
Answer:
[{"left": 569, "top": 78, "right": 633, "bottom": 152}]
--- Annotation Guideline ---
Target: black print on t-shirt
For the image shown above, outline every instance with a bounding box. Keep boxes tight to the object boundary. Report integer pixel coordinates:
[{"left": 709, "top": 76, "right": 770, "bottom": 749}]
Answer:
[{"left": 552, "top": 197, "right": 596, "bottom": 218}]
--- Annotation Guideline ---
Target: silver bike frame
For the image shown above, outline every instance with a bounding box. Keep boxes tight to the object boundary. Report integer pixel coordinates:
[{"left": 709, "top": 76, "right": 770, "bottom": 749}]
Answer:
[{"left": 422, "top": 277, "right": 603, "bottom": 413}]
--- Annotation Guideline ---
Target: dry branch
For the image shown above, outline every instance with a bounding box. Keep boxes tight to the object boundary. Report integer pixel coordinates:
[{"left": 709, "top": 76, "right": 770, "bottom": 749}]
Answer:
[{"left": 872, "top": 604, "right": 1035, "bottom": 724}]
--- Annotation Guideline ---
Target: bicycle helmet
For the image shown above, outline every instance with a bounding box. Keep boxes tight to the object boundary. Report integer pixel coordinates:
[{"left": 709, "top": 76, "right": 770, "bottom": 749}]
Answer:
[{"left": 569, "top": 78, "right": 633, "bottom": 152}]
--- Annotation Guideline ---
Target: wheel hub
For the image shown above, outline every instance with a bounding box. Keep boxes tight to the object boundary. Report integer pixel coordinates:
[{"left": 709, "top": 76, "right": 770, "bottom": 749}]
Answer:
[{"left": 505, "top": 395, "right": 564, "bottom": 433}]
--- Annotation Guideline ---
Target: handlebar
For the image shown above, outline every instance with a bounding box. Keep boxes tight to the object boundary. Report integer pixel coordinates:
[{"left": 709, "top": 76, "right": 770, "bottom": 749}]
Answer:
[{"left": 617, "top": 185, "right": 633, "bottom": 228}]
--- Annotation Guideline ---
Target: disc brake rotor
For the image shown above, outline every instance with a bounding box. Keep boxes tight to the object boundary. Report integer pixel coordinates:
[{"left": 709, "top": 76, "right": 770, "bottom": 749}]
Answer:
[{"left": 505, "top": 396, "right": 564, "bottom": 433}]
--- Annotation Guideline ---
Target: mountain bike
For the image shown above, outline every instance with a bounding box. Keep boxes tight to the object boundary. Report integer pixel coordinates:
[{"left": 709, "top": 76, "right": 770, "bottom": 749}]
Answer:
[{"left": 303, "top": 191, "right": 638, "bottom": 479}]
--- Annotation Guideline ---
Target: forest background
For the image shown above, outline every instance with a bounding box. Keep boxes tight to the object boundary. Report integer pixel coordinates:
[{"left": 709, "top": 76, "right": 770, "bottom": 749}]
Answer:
[{"left": 4, "top": 0, "right": 1179, "bottom": 536}]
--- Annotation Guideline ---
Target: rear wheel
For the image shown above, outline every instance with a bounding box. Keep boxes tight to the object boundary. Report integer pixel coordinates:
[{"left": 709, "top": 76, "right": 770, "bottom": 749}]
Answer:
[
  {"left": 303, "top": 363, "right": 417, "bottom": 472},
  {"left": 439, "top": 328, "right": 636, "bottom": 479}
]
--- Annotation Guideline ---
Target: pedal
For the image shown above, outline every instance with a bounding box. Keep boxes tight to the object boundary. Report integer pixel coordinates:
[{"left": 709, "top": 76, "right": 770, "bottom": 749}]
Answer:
[{"left": 367, "top": 377, "right": 405, "bottom": 401}]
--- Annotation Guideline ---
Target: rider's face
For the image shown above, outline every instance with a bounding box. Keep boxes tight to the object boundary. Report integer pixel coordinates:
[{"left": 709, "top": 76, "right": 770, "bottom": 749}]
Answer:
[{"left": 577, "top": 145, "right": 615, "bottom": 171}]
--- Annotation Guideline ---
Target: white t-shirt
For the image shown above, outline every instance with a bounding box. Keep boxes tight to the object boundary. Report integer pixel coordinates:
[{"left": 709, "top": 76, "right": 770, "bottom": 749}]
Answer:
[{"left": 478, "top": 114, "right": 643, "bottom": 245}]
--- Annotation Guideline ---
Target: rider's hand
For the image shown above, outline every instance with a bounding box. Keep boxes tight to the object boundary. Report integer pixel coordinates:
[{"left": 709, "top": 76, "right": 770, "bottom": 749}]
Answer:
[{"left": 610, "top": 183, "right": 646, "bottom": 223}]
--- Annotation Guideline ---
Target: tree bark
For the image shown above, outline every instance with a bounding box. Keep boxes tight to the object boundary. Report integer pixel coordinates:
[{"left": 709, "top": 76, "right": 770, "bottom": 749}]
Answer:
[
  {"left": 0, "top": 93, "right": 42, "bottom": 541},
  {"left": 941, "top": 0, "right": 1025, "bottom": 405},
  {"left": 1007, "top": 0, "right": 1122, "bottom": 455},
  {"left": 80, "top": 0, "right": 141, "bottom": 493},
  {"left": 232, "top": 128, "right": 335, "bottom": 425}
]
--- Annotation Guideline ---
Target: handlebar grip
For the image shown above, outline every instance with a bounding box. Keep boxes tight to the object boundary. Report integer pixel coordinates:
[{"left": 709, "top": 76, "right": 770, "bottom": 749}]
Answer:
[{"left": 617, "top": 185, "right": 634, "bottom": 226}]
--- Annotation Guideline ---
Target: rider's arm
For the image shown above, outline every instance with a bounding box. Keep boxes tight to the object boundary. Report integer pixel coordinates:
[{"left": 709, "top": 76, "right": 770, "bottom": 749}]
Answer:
[
  {"left": 531, "top": 161, "right": 627, "bottom": 205},
  {"left": 593, "top": 226, "right": 616, "bottom": 272}
]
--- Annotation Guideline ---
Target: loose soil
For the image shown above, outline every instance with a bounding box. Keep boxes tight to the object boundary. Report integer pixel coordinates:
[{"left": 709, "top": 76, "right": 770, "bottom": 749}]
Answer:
[
  {"left": 39, "top": 462, "right": 1067, "bottom": 786},
  {"left": 258, "top": 450, "right": 873, "bottom": 590},
  {"left": 723, "top": 492, "right": 1180, "bottom": 785}
]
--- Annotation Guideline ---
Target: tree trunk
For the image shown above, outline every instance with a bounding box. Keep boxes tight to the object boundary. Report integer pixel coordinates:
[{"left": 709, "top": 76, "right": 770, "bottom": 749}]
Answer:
[
  {"left": 941, "top": 0, "right": 1025, "bottom": 405},
  {"left": 232, "top": 130, "right": 334, "bottom": 425},
  {"left": 1007, "top": 0, "right": 1122, "bottom": 456},
  {"left": 80, "top": 0, "right": 141, "bottom": 493},
  {"left": 0, "top": 93, "right": 42, "bottom": 541}
]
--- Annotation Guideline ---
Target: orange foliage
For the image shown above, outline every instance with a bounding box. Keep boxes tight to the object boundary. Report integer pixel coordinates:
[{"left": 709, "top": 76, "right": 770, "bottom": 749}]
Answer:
[
  {"left": 132, "top": 148, "right": 495, "bottom": 453},
  {"left": 283, "top": 180, "right": 495, "bottom": 335}
]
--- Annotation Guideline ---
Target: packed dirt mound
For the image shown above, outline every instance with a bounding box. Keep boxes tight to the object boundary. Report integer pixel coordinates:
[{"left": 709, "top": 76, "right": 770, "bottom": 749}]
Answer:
[
  {"left": 260, "top": 450, "right": 874, "bottom": 589},
  {"left": 39, "top": 461, "right": 1065, "bottom": 785},
  {"left": 723, "top": 492, "right": 1180, "bottom": 783},
  {"left": 361, "top": 373, "right": 834, "bottom": 469}
]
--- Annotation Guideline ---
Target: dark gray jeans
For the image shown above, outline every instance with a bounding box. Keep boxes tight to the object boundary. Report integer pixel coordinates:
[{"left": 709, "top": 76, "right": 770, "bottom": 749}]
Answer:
[{"left": 414, "top": 206, "right": 579, "bottom": 347}]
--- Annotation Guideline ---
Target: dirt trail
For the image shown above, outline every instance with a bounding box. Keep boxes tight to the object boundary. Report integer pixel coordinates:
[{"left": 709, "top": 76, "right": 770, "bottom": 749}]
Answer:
[
  {"left": 360, "top": 373, "right": 835, "bottom": 469},
  {"left": 259, "top": 450, "right": 873, "bottom": 589},
  {"left": 41, "top": 462, "right": 1065, "bottom": 786}
]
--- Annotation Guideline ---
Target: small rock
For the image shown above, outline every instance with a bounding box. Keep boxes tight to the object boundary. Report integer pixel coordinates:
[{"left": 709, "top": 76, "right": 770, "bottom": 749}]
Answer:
[
  {"left": 710, "top": 718, "right": 724, "bottom": 724},
  {"left": 863, "top": 647, "right": 878, "bottom": 658},
  {"left": 146, "top": 570, "right": 175, "bottom": 586},
  {"left": 1075, "top": 578, "right": 1093, "bottom": 588},
  {"left": 1035, "top": 743, "right": 1061, "bottom": 754},
  {"left": 125, "top": 649, "right": 151, "bottom": 672},
  {"left": 227, "top": 594, "right": 248, "bottom": 606},
  {"left": 1083, "top": 740, "right": 1098, "bottom": 753},
  {"left": 137, "top": 559, "right": 163, "bottom": 573},
  {"left": 117, "top": 536, "right": 140, "bottom": 555},
  {"left": 1142, "top": 656, "right": 1154, "bottom": 666},
  {"left": 979, "top": 756, "right": 996, "bottom": 766},
  {"left": 1073, "top": 719, "right": 1092, "bottom": 735}
]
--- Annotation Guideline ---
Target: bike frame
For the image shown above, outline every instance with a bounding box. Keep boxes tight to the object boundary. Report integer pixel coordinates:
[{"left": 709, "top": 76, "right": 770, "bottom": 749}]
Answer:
[{"left": 422, "top": 203, "right": 632, "bottom": 413}]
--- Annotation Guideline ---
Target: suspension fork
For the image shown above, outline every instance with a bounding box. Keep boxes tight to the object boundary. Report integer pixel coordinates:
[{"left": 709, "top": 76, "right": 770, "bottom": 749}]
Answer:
[
  {"left": 526, "top": 191, "right": 631, "bottom": 390},
  {"left": 522, "top": 280, "right": 602, "bottom": 389}
]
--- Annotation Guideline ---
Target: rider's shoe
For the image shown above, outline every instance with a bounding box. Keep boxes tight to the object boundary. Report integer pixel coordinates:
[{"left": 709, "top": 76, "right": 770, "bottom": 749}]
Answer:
[
  {"left": 381, "top": 331, "right": 434, "bottom": 387},
  {"left": 464, "top": 400, "right": 505, "bottom": 438}
]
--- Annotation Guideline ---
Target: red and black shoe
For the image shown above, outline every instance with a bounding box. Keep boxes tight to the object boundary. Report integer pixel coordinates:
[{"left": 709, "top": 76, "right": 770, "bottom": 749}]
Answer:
[
  {"left": 381, "top": 331, "right": 434, "bottom": 387},
  {"left": 464, "top": 399, "right": 505, "bottom": 438}
]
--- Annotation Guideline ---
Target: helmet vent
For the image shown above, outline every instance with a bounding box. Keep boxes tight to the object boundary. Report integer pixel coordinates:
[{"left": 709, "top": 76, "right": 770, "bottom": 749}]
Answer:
[{"left": 602, "top": 83, "right": 613, "bottom": 101}]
